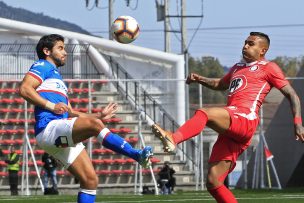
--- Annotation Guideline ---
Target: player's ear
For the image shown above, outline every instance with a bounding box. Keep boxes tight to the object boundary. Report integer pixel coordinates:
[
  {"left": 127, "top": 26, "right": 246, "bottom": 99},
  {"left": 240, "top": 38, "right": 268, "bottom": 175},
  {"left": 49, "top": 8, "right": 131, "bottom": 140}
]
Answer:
[
  {"left": 260, "top": 47, "right": 268, "bottom": 56},
  {"left": 43, "top": 47, "right": 51, "bottom": 56}
]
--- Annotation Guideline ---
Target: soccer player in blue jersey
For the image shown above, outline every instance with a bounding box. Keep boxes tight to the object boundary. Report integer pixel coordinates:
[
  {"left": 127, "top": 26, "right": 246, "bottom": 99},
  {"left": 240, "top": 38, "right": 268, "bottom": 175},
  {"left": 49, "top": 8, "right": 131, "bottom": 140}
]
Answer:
[{"left": 19, "top": 34, "right": 153, "bottom": 203}]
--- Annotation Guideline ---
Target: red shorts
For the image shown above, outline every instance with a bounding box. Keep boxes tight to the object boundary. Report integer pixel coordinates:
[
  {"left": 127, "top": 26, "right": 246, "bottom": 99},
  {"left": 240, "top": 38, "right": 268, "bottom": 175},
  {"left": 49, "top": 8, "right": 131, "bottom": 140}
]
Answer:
[{"left": 209, "top": 106, "right": 259, "bottom": 172}]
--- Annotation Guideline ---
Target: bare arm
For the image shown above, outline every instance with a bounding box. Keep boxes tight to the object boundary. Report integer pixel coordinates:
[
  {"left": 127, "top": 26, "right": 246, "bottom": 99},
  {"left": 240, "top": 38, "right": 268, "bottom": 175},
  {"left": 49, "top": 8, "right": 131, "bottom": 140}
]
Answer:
[
  {"left": 19, "top": 74, "right": 69, "bottom": 114},
  {"left": 280, "top": 84, "right": 304, "bottom": 142},
  {"left": 186, "top": 73, "right": 229, "bottom": 90}
]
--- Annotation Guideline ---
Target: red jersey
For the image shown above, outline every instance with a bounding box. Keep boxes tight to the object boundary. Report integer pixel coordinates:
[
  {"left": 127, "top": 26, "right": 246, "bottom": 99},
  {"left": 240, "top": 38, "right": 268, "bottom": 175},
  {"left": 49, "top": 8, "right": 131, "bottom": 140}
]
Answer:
[{"left": 220, "top": 60, "right": 289, "bottom": 117}]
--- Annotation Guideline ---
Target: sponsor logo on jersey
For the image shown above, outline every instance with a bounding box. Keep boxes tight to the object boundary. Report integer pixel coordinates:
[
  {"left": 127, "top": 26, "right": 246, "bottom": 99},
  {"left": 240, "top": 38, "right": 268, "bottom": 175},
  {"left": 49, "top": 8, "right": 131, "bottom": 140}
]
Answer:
[
  {"left": 249, "top": 65, "right": 259, "bottom": 72},
  {"left": 228, "top": 75, "right": 247, "bottom": 95}
]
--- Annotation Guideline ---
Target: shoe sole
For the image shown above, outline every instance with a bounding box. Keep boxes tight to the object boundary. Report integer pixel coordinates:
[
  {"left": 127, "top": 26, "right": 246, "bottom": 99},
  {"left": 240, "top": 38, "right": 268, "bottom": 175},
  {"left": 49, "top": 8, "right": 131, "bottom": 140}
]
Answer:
[{"left": 151, "top": 124, "right": 175, "bottom": 152}]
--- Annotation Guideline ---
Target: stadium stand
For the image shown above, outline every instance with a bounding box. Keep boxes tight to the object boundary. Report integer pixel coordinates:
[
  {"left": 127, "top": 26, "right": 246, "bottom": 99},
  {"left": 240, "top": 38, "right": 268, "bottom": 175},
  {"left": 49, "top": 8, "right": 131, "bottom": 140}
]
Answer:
[{"left": 0, "top": 79, "right": 197, "bottom": 194}]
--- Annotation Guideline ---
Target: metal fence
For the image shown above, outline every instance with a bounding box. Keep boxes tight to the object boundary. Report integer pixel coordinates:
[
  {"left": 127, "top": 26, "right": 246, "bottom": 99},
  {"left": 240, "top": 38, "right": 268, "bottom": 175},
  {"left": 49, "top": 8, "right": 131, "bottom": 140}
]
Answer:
[{"left": 0, "top": 44, "right": 101, "bottom": 79}]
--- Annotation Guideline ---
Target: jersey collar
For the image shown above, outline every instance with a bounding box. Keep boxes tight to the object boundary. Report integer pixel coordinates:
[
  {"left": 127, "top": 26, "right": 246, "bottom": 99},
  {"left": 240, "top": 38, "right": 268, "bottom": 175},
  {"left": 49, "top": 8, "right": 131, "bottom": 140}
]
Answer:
[
  {"left": 40, "top": 59, "right": 59, "bottom": 71},
  {"left": 246, "top": 61, "right": 258, "bottom": 66}
]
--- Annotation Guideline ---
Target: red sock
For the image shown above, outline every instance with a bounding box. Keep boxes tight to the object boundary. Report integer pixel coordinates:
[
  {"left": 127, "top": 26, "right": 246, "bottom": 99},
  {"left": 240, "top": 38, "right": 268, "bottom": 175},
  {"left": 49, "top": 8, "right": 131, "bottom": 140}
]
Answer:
[
  {"left": 208, "top": 185, "right": 237, "bottom": 203},
  {"left": 173, "top": 110, "right": 208, "bottom": 144}
]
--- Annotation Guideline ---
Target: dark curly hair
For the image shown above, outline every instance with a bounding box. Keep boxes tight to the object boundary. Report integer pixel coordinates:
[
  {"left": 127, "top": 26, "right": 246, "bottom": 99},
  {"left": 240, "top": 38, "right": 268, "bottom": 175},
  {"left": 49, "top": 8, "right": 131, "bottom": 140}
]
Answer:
[{"left": 36, "top": 34, "right": 64, "bottom": 59}]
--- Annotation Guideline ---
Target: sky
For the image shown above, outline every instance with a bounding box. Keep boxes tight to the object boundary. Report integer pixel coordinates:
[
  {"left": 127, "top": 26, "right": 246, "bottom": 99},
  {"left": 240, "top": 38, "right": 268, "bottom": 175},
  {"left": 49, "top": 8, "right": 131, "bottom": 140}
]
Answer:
[{"left": 1, "top": 0, "right": 304, "bottom": 67}]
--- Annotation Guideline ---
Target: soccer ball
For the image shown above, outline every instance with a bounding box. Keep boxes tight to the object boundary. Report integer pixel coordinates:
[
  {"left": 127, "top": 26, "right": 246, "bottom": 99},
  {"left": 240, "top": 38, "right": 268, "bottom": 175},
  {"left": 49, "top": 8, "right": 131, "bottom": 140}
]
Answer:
[{"left": 111, "top": 16, "right": 140, "bottom": 44}]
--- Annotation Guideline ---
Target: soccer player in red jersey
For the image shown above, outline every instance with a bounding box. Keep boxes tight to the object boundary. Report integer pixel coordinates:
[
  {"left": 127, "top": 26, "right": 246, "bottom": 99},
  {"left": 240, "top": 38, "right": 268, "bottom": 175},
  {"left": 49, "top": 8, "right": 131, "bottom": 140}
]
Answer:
[{"left": 152, "top": 32, "right": 304, "bottom": 202}]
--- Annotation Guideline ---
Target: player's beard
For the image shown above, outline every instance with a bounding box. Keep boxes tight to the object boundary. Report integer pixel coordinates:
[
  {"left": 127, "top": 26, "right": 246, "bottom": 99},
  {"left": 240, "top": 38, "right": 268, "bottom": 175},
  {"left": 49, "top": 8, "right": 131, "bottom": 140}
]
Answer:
[
  {"left": 50, "top": 54, "right": 65, "bottom": 67},
  {"left": 242, "top": 51, "right": 254, "bottom": 63}
]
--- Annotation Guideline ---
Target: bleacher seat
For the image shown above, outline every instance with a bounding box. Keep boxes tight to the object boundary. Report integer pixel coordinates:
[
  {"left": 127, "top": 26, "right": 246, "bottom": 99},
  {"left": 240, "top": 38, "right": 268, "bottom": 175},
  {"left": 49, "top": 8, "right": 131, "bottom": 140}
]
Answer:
[
  {"left": 12, "top": 108, "right": 24, "bottom": 113},
  {"left": 0, "top": 108, "right": 10, "bottom": 113},
  {"left": 109, "top": 128, "right": 120, "bottom": 133},
  {"left": 119, "top": 127, "right": 132, "bottom": 134},
  {"left": 17, "top": 129, "right": 25, "bottom": 134},
  {"left": 28, "top": 129, "right": 35, "bottom": 135},
  {"left": 1, "top": 150, "right": 10, "bottom": 155},
  {"left": 102, "top": 117, "right": 122, "bottom": 123},
  {"left": 69, "top": 98, "right": 89, "bottom": 104},
  {"left": 92, "top": 108, "right": 103, "bottom": 113},
  {"left": 15, "top": 139, "right": 23, "bottom": 145},
  {"left": 96, "top": 170, "right": 112, "bottom": 175},
  {"left": 1, "top": 98, "right": 14, "bottom": 103},
  {"left": 111, "top": 170, "right": 123, "bottom": 175},
  {"left": 34, "top": 149, "right": 45, "bottom": 155},
  {"left": 123, "top": 170, "right": 135, "bottom": 175},
  {"left": 56, "top": 170, "right": 71, "bottom": 176},
  {"left": 113, "top": 159, "right": 127, "bottom": 164},
  {"left": 125, "top": 158, "right": 136, "bottom": 164},
  {"left": 109, "top": 127, "right": 132, "bottom": 135},
  {"left": 19, "top": 160, "right": 43, "bottom": 167},
  {"left": 0, "top": 79, "right": 163, "bottom": 190},
  {"left": 0, "top": 88, "right": 18, "bottom": 94},
  {"left": 6, "top": 129, "right": 19, "bottom": 135},
  {"left": 92, "top": 159, "right": 104, "bottom": 165},
  {"left": 125, "top": 137, "right": 138, "bottom": 144},
  {"left": 0, "top": 161, "right": 7, "bottom": 166},
  {"left": 0, "top": 172, "right": 8, "bottom": 177},
  {"left": 2, "top": 139, "right": 15, "bottom": 145},
  {"left": 150, "top": 157, "right": 161, "bottom": 163},
  {"left": 103, "top": 159, "right": 115, "bottom": 164},
  {"left": 92, "top": 149, "right": 107, "bottom": 154},
  {"left": 14, "top": 98, "right": 24, "bottom": 104}
]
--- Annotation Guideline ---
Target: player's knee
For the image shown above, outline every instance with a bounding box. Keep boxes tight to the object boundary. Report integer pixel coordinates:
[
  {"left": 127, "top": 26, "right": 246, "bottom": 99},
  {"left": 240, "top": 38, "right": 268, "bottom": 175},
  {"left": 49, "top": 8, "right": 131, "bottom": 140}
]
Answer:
[
  {"left": 206, "top": 172, "right": 220, "bottom": 189},
  {"left": 86, "top": 118, "right": 105, "bottom": 134},
  {"left": 82, "top": 173, "right": 98, "bottom": 189}
]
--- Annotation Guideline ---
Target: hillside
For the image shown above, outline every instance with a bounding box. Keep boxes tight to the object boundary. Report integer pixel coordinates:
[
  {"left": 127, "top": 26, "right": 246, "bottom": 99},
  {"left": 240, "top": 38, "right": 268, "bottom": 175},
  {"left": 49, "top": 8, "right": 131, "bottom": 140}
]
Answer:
[{"left": 0, "top": 1, "right": 90, "bottom": 35}]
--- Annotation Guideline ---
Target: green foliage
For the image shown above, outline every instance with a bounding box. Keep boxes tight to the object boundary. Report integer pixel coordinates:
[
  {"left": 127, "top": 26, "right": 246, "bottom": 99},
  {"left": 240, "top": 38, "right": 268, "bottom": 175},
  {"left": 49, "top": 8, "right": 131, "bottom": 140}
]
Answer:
[
  {"left": 188, "top": 56, "right": 227, "bottom": 105},
  {"left": 271, "top": 56, "right": 302, "bottom": 77},
  {"left": 188, "top": 55, "right": 304, "bottom": 106},
  {"left": 0, "top": 2, "right": 90, "bottom": 34}
]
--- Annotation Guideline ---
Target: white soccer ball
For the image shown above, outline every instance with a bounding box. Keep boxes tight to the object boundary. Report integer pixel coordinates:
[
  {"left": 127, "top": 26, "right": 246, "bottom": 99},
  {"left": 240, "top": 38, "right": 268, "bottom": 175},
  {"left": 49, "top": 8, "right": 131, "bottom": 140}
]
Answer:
[{"left": 111, "top": 16, "right": 140, "bottom": 44}]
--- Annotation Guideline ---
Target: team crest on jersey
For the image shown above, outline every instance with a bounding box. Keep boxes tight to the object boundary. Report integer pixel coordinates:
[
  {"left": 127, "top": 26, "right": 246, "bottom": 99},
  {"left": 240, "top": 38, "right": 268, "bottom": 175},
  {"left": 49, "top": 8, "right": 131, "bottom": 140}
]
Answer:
[
  {"left": 228, "top": 75, "right": 247, "bottom": 94},
  {"left": 249, "top": 65, "right": 259, "bottom": 72}
]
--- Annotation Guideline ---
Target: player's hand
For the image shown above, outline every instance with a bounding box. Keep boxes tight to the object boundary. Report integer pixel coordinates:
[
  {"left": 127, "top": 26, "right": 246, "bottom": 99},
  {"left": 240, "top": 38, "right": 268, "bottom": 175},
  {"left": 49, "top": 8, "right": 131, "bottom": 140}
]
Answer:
[
  {"left": 53, "top": 102, "right": 69, "bottom": 115},
  {"left": 294, "top": 124, "right": 304, "bottom": 142},
  {"left": 100, "top": 102, "right": 118, "bottom": 120},
  {"left": 186, "top": 73, "right": 201, "bottom": 84}
]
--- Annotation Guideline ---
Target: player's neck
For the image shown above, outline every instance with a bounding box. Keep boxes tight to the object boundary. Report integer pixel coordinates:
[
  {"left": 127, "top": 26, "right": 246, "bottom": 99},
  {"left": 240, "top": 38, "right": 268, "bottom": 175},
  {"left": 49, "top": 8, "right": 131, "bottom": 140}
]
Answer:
[{"left": 245, "top": 60, "right": 258, "bottom": 66}]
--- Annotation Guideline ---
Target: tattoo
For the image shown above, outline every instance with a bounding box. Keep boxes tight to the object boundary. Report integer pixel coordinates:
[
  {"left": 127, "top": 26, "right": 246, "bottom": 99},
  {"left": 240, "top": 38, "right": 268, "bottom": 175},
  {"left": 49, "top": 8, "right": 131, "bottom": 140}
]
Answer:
[
  {"left": 198, "top": 77, "right": 225, "bottom": 90},
  {"left": 280, "top": 84, "right": 301, "bottom": 118},
  {"left": 199, "top": 77, "right": 216, "bottom": 88}
]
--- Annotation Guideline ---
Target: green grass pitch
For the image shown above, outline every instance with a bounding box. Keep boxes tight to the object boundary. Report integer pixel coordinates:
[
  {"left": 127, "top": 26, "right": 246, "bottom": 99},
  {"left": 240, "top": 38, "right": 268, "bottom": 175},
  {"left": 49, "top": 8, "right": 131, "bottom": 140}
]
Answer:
[{"left": 1, "top": 189, "right": 304, "bottom": 203}]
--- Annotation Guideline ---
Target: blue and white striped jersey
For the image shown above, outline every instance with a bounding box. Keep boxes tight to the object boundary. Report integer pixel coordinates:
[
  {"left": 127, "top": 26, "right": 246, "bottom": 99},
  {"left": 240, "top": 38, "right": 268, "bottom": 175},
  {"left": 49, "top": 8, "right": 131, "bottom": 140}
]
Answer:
[{"left": 27, "top": 59, "right": 69, "bottom": 136}]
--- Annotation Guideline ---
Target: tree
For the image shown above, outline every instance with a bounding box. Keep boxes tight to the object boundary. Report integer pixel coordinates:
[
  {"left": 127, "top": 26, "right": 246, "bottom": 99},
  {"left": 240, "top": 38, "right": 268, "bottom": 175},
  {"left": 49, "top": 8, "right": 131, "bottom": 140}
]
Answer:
[
  {"left": 271, "top": 56, "right": 300, "bottom": 77},
  {"left": 188, "top": 56, "right": 226, "bottom": 105}
]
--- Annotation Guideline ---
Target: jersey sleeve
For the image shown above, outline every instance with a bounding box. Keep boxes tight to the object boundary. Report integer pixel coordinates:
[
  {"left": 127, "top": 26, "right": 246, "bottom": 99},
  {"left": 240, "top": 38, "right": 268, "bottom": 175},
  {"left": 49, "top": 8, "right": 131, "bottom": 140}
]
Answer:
[
  {"left": 265, "top": 62, "right": 289, "bottom": 89},
  {"left": 28, "top": 62, "right": 51, "bottom": 84},
  {"left": 220, "top": 65, "right": 235, "bottom": 85}
]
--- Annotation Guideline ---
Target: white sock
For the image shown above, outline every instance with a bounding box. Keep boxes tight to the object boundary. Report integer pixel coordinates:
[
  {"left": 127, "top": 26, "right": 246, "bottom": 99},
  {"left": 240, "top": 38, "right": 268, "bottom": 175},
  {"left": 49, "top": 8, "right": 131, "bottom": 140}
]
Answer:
[
  {"left": 96, "top": 128, "right": 111, "bottom": 143},
  {"left": 79, "top": 188, "right": 97, "bottom": 195}
]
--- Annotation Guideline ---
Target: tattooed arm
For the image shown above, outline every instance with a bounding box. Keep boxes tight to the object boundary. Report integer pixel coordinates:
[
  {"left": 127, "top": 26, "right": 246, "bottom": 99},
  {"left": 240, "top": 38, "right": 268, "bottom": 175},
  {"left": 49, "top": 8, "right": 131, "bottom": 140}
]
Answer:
[
  {"left": 280, "top": 84, "right": 304, "bottom": 142},
  {"left": 186, "top": 73, "right": 229, "bottom": 91}
]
